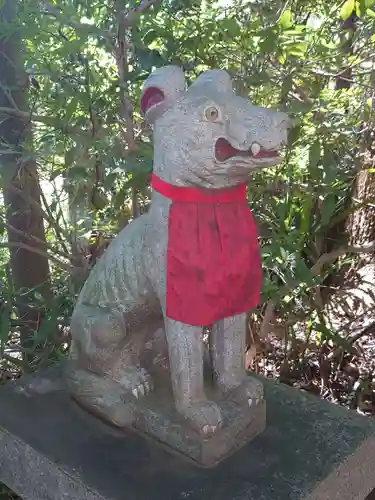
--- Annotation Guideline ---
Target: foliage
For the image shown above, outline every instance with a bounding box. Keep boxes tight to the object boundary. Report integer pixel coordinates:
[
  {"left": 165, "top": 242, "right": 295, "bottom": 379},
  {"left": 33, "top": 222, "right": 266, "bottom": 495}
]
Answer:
[
  {"left": 1, "top": 0, "right": 375, "bottom": 380},
  {"left": 3, "top": 2, "right": 375, "bottom": 498}
]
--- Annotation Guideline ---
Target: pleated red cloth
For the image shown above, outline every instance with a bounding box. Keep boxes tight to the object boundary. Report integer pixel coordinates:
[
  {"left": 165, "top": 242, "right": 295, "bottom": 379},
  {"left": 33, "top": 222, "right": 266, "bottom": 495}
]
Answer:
[{"left": 151, "top": 173, "right": 262, "bottom": 326}]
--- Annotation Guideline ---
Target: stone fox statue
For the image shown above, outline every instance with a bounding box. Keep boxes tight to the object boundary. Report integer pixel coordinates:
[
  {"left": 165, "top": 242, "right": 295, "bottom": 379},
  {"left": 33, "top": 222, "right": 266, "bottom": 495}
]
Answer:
[{"left": 66, "top": 66, "right": 291, "bottom": 437}]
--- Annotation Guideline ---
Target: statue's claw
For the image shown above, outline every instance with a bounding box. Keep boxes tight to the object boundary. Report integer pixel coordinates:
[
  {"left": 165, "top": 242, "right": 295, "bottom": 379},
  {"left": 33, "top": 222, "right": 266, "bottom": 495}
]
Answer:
[
  {"left": 248, "top": 396, "right": 263, "bottom": 407},
  {"left": 218, "top": 376, "right": 264, "bottom": 408},
  {"left": 131, "top": 380, "right": 153, "bottom": 399},
  {"left": 117, "top": 367, "right": 154, "bottom": 399},
  {"left": 178, "top": 399, "right": 223, "bottom": 437}
]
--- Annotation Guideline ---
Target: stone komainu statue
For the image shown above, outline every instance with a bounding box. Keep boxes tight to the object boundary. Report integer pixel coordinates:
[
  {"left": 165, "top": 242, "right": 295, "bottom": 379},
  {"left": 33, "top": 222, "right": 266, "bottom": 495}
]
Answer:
[{"left": 65, "top": 66, "right": 291, "bottom": 441}]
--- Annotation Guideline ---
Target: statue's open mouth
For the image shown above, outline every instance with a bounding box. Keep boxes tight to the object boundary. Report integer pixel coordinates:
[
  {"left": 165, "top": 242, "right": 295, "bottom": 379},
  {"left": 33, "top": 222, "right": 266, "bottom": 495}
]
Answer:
[{"left": 215, "top": 138, "right": 279, "bottom": 162}]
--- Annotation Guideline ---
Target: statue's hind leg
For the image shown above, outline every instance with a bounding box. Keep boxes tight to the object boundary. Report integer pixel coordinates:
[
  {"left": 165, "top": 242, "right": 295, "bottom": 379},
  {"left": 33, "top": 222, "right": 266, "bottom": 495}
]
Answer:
[{"left": 66, "top": 303, "right": 153, "bottom": 427}]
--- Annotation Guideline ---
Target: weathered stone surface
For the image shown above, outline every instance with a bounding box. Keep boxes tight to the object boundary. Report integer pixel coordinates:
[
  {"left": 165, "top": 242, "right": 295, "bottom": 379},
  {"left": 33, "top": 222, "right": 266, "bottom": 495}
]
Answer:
[
  {"left": 1, "top": 364, "right": 375, "bottom": 500},
  {"left": 105, "top": 330, "right": 266, "bottom": 467},
  {"left": 66, "top": 65, "right": 292, "bottom": 455},
  {"left": 124, "top": 378, "right": 266, "bottom": 467},
  {"left": 66, "top": 329, "right": 267, "bottom": 467}
]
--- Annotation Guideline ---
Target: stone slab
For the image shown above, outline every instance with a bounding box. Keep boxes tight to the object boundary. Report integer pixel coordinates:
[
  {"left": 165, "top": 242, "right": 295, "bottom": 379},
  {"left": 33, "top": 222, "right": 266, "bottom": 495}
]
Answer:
[{"left": 1, "top": 363, "right": 375, "bottom": 500}]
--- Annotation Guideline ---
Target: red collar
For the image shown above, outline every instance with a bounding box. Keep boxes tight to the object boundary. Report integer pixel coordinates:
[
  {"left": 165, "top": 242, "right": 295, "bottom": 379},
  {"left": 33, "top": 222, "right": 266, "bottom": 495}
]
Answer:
[{"left": 151, "top": 173, "right": 246, "bottom": 203}]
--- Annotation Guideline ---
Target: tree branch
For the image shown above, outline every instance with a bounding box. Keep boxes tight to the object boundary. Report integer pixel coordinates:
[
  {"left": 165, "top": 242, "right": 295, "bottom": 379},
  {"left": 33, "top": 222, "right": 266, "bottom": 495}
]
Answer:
[
  {"left": 123, "top": 0, "right": 158, "bottom": 27},
  {"left": 41, "top": 1, "right": 113, "bottom": 40},
  {"left": 0, "top": 106, "right": 52, "bottom": 124},
  {"left": 6, "top": 183, "right": 71, "bottom": 243},
  {"left": 0, "top": 80, "right": 19, "bottom": 110},
  {"left": 115, "top": 0, "right": 154, "bottom": 219},
  {"left": 0, "top": 220, "right": 72, "bottom": 261},
  {"left": 0, "top": 241, "right": 70, "bottom": 270},
  {"left": 0, "top": 106, "right": 99, "bottom": 140},
  {"left": 34, "top": 170, "right": 71, "bottom": 255},
  {"left": 311, "top": 241, "right": 375, "bottom": 275},
  {"left": 41, "top": 0, "right": 158, "bottom": 38}
]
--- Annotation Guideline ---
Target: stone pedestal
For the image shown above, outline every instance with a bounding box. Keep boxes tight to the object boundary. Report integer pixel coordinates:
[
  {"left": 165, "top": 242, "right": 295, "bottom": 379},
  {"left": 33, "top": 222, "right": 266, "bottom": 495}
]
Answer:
[
  {"left": 1, "top": 363, "right": 375, "bottom": 500},
  {"left": 119, "top": 380, "right": 266, "bottom": 467},
  {"left": 67, "top": 328, "right": 267, "bottom": 467}
]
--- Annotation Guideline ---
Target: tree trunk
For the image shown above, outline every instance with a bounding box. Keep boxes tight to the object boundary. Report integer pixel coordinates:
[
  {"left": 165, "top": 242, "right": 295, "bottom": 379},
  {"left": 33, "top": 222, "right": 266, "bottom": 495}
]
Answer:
[
  {"left": 0, "top": 0, "right": 53, "bottom": 355},
  {"left": 336, "top": 10, "right": 375, "bottom": 322},
  {"left": 348, "top": 155, "right": 375, "bottom": 248},
  {"left": 343, "top": 12, "right": 375, "bottom": 256}
]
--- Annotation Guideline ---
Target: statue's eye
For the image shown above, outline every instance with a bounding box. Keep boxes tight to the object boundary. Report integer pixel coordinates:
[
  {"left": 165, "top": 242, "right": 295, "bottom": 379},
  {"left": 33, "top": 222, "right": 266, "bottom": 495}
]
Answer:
[{"left": 204, "top": 106, "right": 220, "bottom": 122}]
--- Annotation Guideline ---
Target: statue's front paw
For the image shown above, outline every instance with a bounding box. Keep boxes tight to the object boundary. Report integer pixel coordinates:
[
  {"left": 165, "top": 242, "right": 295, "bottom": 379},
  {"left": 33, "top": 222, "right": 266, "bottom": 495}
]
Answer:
[
  {"left": 243, "top": 377, "right": 264, "bottom": 408},
  {"left": 220, "top": 375, "right": 264, "bottom": 408},
  {"left": 178, "top": 399, "right": 223, "bottom": 437},
  {"left": 116, "top": 367, "right": 154, "bottom": 399}
]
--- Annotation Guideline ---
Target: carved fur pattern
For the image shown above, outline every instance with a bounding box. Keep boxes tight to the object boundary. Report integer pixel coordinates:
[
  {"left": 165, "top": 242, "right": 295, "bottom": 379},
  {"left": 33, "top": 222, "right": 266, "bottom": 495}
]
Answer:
[{"left": 66, "top": 66, "right": 291, "bottom": 436}]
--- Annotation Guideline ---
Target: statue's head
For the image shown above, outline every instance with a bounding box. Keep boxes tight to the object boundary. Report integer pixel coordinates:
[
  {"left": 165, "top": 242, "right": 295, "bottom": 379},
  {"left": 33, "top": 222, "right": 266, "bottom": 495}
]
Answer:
[{"left": 140, "top": 65, "right": 292, "bottom": 188}]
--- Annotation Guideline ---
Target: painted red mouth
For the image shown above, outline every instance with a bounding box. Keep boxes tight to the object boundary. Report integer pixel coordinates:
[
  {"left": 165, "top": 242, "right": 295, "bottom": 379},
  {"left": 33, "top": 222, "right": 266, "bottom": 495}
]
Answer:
[{"left": 215, "top": 138, "right": 280, "bottom": 162}]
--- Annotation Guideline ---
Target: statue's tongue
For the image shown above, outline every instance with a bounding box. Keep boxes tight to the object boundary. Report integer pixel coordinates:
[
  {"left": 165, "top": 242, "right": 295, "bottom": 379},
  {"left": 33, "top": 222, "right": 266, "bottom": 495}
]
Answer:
[{"left": 215, "top": 138, "right": 239, "bottom": 162}]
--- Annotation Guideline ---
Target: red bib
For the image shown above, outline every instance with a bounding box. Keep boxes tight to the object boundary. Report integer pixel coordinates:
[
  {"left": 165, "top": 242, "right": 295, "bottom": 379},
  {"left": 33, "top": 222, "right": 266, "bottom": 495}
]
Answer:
[{"left": 151, "top": 174, "right": 262, "bottom": 326}]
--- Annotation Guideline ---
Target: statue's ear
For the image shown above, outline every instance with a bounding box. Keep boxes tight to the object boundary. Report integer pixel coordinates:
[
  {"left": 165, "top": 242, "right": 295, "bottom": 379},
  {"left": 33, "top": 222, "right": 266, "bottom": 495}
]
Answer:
[
  {"left": 189, "top": 69, "right": 234, "bottom": 96},
  {"left": 140, "top": 65, "right": 186, "bottom": 124}
]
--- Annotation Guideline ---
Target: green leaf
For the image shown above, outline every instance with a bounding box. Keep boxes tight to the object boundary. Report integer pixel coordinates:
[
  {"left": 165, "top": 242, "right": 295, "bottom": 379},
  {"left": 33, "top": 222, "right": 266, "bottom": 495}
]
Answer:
[
  {"left": 279, "top": 9, "right": 293, "bottom": 29},
  {"left": 281, "top": 75, "right": 293, "bottom": 96},
  {"left": 299, "top": 195, "right": 313, "bottom": 237},
  {"left": 287, "top": 124, "right": 301, "bottom": 147},
  {"left": 287, "top": 100, "right": 314, "bottom": 114},
  {"left": 285, "top": 42, "right": 307, "bottom": 57},
  {"left": 295, "top": 258, "right": 314, "bottom": 286},
  {"left": 220, "top": 18, "right": 241, "bottom": 37},
  {"left": 246, "top": 71, "right": 270, "bottom": 86},
  {"left": 65, "top": 148, "right": 75, "bottom": 169},
  {"left": 309, "top": 141, "right": 321, "bottom": 169},
  {"left": 355, "top": 0, "right": 367, "bottom": 15},
  {"left": 65, "top": 97, "right": 79, "bottom": 122},
  {"left": 114, "top": 186, "right": 128, "bottom": 210},
  {"left": 137, "top": 48, "right": 164, "bottom": 71},
  {"left": 143, "top": 29, "right": 158, "bottom": 45},
  {"left": 320, "top": 194, "right": 336, "bottom": 226},
  {"left": 104, "top": 173, "right": 118, "bottom": 189},
  {"left": 69, "top": 166, "right": 88, "bottom": 179},
  {"left": 259, "top": 29, "right": 278, "bottom": 53},
  {"left": 340, "top": 0, "right": 355, "bottom": 20}
]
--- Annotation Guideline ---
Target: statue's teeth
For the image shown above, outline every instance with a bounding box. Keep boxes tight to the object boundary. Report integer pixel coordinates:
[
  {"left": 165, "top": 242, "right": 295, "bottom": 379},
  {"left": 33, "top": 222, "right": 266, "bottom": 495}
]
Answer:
[{"left": 251, "top": 142, "right": 261, "bottom": 156}]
